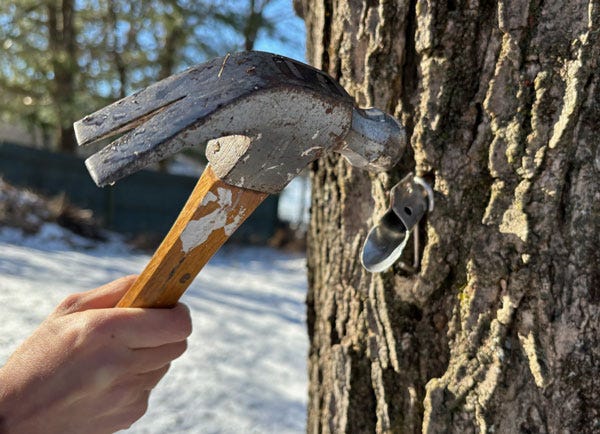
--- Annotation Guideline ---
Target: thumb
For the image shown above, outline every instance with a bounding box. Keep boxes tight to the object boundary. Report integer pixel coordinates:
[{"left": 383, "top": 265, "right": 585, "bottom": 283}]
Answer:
[{"left": 54, "top": 275, "right": 138, "bottom": 315}]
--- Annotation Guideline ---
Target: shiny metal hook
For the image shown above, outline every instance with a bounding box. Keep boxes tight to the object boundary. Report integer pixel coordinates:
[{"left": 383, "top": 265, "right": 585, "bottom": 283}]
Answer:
[{"left": 361, "top": 173, "right": 434, "bottom": 273}]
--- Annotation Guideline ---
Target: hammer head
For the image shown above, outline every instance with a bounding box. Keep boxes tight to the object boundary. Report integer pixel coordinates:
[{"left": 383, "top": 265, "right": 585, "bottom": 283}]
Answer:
[{"left": 75, "top": 51, "right": 405, "bottom": 193}]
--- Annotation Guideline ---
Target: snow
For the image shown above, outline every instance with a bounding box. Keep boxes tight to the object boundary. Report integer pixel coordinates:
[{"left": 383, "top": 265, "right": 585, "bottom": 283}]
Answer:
[{"left": 0, "top": 224, "right": 308, "bottom": 433}]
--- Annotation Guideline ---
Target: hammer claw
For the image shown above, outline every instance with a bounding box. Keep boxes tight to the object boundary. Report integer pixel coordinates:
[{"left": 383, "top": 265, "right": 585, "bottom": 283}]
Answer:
[
  {"left": 74, "top": 74, "right": 193, "bottom": 147},
  {"left": 84, "top": 98, "right": 201, "bottom": 186},
  {"left": 75, "top": 53, "right": 254, "bottom": 149}
]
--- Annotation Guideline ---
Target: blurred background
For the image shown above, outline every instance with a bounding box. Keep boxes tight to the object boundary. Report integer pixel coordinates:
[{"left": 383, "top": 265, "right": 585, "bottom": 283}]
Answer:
[
  {"left": 0, "top": 3, "right": 311, "bottom": 433},
  {"left": 0, "top": 0, "right": 308, "bottom": 246}
]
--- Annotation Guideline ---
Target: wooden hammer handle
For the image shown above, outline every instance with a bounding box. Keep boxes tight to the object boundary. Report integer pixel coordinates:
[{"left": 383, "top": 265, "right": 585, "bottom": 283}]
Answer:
[{"left": 117, "top": 165, "right": 268, "bottom": 308}]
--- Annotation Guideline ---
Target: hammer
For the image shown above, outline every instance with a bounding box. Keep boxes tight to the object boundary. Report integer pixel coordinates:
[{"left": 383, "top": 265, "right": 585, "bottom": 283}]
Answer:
[{"left": 75, "top": 51, "right": 406, "bottom": 308}]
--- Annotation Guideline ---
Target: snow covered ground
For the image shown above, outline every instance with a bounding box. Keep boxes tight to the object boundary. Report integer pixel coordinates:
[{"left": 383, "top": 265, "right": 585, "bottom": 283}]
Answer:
[{"left": 0, "top": 224, "right": 308, "bottom": 433}]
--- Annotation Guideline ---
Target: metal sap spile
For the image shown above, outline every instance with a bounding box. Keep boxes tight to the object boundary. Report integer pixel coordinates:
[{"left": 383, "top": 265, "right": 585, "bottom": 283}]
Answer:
[{"left": 361, "top": 173, "right": 434, "bottom": 273}]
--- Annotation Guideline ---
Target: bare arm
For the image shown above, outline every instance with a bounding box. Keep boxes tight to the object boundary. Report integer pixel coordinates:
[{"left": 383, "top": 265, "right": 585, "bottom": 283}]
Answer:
[{"left": 0, "top": 276, "right": 192, "bottom": 434}]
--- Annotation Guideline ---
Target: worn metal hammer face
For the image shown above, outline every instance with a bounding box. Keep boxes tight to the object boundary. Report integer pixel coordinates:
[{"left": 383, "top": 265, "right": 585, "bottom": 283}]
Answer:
[{"left": 75, "top": 51, "right": 406, "bottom": 307}]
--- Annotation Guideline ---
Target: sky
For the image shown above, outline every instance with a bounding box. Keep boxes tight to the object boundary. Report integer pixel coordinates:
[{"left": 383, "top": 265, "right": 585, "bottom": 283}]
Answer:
[{"left": 252, "top": 0, "right": 306, "bottom": 61}]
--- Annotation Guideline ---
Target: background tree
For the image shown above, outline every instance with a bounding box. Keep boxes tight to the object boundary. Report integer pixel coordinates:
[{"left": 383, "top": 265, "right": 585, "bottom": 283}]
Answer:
[
  {"left": 0, "top": 0, "right": 302, "bottom": 153},
  {"left": 0, "top": 0, "right": 81, "bottom": 150},
  {"left": 295, "top": 0, "right": 600, "bottom": 432}
]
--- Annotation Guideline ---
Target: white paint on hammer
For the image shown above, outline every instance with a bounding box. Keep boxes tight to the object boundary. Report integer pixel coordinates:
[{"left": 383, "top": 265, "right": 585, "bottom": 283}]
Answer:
[
  {"left": 180, "top": 187, "right": 234, "bottom": 253},
  {"left": 224, "top": 206, "right": 246, "bottom": 236},
  {"left": 201, "top": 191, "right": 218, "bottom": 206},
  {"left": 217, "top": 187, "right": 232, "bottom": 207}
]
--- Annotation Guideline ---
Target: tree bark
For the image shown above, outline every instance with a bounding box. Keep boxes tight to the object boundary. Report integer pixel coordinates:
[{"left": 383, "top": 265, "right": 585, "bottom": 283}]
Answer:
[{"left": 296, "top": 0, "right": 600, "bottom": 432}]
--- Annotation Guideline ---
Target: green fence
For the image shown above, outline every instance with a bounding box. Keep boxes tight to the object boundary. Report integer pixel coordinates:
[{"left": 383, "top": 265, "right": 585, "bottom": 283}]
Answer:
[{"left": 0, "top": 142, "right": 279, "bottom": 243}]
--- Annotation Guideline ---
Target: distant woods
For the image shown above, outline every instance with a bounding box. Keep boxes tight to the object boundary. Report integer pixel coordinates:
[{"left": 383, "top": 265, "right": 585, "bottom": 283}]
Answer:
[{"left": 0, "top": 0, "right": 302, "bottom": 153}]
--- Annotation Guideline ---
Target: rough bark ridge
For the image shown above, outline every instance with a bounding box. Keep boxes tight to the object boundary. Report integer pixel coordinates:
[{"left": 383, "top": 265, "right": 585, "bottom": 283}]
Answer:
[{"left": 296, "top": 0, "right": 600, "bottom": 432}]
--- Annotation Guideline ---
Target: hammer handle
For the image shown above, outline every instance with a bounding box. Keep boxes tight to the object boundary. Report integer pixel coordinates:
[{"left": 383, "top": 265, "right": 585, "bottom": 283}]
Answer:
[{"left": 117, "top": 165, "right": 268, "bottom": 308}]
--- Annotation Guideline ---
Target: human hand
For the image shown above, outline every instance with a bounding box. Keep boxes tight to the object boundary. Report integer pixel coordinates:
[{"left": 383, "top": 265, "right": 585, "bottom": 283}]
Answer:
[{"left": 0, "top": 275, "right": 192, "bottom": 434}]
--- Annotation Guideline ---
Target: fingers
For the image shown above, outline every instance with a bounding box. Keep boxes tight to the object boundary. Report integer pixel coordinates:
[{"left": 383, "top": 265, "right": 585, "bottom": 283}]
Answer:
[
  {"left": 97, "top": 365, "right": 168, "bottom": 432},
  {"left": 96, "top": 390, "right": 151, "bottom": 433},
  {"left": 121, "top": 303, "right": 192, "bottom": 348},
  {"left": 110, "top": 365, "right": 171, "bottom": 399},
  {"left": 137, "top": 363, "right": 171, "bottom": 390},
  {"left": 54, "top": 278, "right": 192, "bottom": 348},
  {"left": 130, "top": 341, "right": 187, "bottom": 374},
  {"left": 93, "top": 365, "right": 168, "bottom": 427},
  {"left": 55, "top": 275, "right": 138, "bottom": 315},
  {"left": 84, "top": 303, "right": 192, "bottom": 348}
]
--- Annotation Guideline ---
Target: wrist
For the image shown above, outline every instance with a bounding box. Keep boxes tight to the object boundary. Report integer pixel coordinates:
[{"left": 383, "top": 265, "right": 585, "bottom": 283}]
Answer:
[
  {"left": 0, "top": 366, "right": 13, "bottom": 434},
  {"left": 0, "top": 365, "right": 30, "bottom": 434}
]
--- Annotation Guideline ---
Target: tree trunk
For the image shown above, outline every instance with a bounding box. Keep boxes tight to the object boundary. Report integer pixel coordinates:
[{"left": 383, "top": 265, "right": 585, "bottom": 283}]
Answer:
[
  {"left": 296, "top": 0, "right": 600, "bottom": 432},
  {"left": 107, "top": 0, "right": 128, "bottom": 99},
  {"left": 47, "top": 0, "right": 78, "bottom": 153}
]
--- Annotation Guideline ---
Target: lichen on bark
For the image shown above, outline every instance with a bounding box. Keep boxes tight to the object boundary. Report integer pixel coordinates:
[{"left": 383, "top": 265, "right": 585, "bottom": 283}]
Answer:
[{"left": 296, "top": 0, "right": 600, "bottom": 432}]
